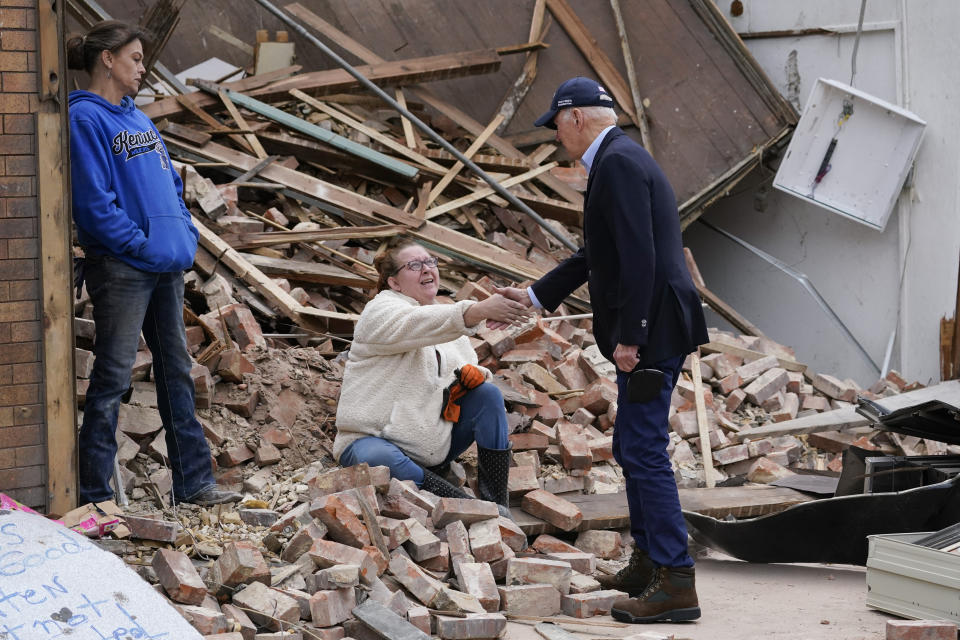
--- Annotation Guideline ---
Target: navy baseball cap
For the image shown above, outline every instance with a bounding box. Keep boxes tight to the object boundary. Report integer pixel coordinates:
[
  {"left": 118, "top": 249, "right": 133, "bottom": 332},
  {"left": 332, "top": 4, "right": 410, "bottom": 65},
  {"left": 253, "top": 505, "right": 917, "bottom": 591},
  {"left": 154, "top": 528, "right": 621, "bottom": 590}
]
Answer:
[{"left": 534, "top": 77, "right": 616, "bottom": 129}]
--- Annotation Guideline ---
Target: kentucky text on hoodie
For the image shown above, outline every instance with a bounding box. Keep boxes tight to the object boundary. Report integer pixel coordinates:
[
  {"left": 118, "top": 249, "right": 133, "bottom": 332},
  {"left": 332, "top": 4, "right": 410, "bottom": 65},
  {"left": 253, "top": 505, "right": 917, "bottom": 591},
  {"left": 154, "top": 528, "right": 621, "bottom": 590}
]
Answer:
[{"left": 69, "top": 90, "right": 198, "bottom": 273}]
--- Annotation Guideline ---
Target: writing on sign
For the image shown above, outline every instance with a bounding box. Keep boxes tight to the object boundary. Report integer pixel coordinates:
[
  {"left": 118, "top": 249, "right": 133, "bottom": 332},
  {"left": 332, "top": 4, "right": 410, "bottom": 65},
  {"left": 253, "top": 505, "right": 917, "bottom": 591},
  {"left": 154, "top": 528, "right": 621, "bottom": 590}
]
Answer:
[{"left": 0, "top": 510, "right": 201, "bottom": 640}]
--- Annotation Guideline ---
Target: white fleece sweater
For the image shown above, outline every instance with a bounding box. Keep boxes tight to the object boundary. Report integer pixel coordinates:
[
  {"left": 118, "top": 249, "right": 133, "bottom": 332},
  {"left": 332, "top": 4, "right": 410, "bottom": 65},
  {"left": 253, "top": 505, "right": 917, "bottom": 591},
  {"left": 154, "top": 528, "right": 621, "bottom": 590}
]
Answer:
[{"left": 333, "top": 290, "right": 490, "bottom": 467}]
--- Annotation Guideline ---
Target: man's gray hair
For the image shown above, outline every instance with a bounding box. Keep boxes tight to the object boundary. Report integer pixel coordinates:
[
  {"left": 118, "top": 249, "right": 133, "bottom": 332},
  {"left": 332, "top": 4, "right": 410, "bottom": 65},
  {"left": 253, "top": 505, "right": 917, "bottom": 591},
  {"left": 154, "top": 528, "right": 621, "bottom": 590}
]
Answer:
[{"left": 558, "top": 105, "right": 617, "bottom": 126}]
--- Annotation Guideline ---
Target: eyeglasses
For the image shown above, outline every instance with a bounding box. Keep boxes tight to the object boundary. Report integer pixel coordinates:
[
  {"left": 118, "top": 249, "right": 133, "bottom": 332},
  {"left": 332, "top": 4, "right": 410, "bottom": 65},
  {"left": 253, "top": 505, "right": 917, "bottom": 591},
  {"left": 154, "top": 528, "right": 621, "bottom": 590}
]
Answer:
[{"left": 394, "top": 257, "right": 439, "bottom": 275}]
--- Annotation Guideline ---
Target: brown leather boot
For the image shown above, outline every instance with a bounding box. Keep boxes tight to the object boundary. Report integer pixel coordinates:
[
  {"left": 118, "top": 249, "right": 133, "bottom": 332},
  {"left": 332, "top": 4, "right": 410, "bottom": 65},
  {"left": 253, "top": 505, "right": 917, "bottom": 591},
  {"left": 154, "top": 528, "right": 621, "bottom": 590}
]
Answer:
[
  {"left": 596, "top": 546, "right": 656, "bottom": 597},
  {"left": 610, "top": 566, "right": 701, "bottom": 623}
]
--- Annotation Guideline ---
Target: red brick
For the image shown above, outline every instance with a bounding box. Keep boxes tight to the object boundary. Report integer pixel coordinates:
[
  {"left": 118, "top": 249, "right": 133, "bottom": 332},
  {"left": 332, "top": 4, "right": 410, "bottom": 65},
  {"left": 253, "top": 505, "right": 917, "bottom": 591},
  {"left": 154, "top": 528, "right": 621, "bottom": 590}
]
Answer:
[
  {"left": 1, "top": 71, "right": 35, "bottom": 93},
  {"left": 310, "top": 494, "right": 371, "bottom": 548},
  {"left": 13, "top": 404, "right": 40, "bottom": 426},
  {"left": 213, "top": 541, "right": 271, "bottom": 591},
  {"left": 9, "top": 320, "right": 39, "bottom": 342},
  {"left": 0, "top": 219, "right": 37, "bottom": 242},
  {"left": 435, "top": 613, "right": 506, "bottom": 639},
  {"left": 0, "top": 9, "right": 29, "bottom": 29},
  {"left": 0, "top": 425, "right": 40, "bottom": 448},
  {"left": 13, "top": 444, "right": 41, "bottom": 466},
  {"left": 3, "top": 115, "right": 32, "bottom": 134},
  {"left": 230, "top": 582, "right": 299, "bottom": 631},
  {"left": 0, "top": 464, "right": 41, "bottom": 488},
  {"left": 531, "top": 534, "right": 579, "bottom": 554},
  {"left": 310, "top": 539, "right": 379, "bottom": 583},
  {"left": 497, "top": 584, "right": 561, "bottom": 616},
  {"left": 8, "top": 279, "right": 38, "bottom": 300},
  {"left": 521, "top": 489, "right": 582, "bottom": 531},
  {"left": 309, "top": 588, "right": 356, "bottom": 627},
  {"left": 0, "top": 135, "right": 31, "bottom": 154},
  {"left": 560, "top": 589, "right": 627, "bottom": 618},
  {"left": 506, "top": 557, "right": 573, "bottom": 594},
  {"left": 218, "top": 443, "right": 254, "bottom": 467},
  {"left": 432, "top": 498, "right": 499, "bottom": 528},
  {"left": 5, "top": 196, "right": 34, "bottom": 217},
  {"left": 153, "top": 548, "right": 208, "bottom": 605},
  {"left": 0, "top": 382, "right": 38, "bottom": 406},
  {"left": 215, "top": 348, "right": 255, "bottom": 382},
  {"left": 222, "top": 303, "right": 266, "bottom": 350},
  {"left": 0, "top": 176, "right": 36, "bottom": 198},
  {"left": 0, "top": 300, "right": 36, "bottom": 323},
  {"left": 0, "top": 258, "right": 33, "bottom": 280},
  {"left": 885, "top": 620, "right": 957, "bottom": 640},
  {"left": 0, "top": 31, "right": 34, "bottom": 51},
  {"left": 0, "top": 52, "right": 27, "bottom": 72},
  {"left": 509, "top": 432, "right": 548, "bottom": 452}
]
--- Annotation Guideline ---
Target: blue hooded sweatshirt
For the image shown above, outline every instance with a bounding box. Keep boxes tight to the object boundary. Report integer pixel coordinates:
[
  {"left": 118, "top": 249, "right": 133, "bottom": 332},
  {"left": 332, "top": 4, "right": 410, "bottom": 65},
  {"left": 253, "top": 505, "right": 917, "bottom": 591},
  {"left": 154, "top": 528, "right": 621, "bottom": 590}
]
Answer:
[{"left": 68, "top": 90, "right": 198, "bottom": 273}]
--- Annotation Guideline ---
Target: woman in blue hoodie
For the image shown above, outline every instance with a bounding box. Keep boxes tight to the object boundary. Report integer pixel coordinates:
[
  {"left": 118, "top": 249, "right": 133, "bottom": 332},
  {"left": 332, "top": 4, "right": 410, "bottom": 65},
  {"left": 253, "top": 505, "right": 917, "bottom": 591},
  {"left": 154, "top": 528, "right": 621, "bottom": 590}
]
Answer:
[{"left": 67, "top": 21, "right": 240, "bottom": 507}]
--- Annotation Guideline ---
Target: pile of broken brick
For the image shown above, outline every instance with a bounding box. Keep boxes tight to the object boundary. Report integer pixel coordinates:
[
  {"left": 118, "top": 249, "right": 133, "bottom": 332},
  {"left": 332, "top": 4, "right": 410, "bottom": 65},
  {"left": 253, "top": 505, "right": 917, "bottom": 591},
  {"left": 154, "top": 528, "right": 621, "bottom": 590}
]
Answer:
[{"left": 137, "top": 463, "right": 634, "bottom": 639}]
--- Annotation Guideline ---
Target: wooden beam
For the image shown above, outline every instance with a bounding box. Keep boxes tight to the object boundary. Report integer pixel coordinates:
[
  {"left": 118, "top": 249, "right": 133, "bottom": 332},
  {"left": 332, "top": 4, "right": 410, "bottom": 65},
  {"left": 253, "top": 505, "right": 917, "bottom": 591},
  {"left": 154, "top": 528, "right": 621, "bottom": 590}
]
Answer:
[
  {"left": 700, "top": 341, "right": 805, "bottom": 373},
  {"left": 609, "top": 0, "right": 653, "bottom": 152},
  {"left": 192, "top": 215, "right": 358, "bottom": 327},
  {"left": 545, "top": 0, "right": 639, "bottom": 126},
  {"left": 220, "top": 224, "right": 404, "bottom": 250},
  {"left": 290, "top": 89, "right": 444, "bottom": 173},
  {"left": 280, "top": 3, "right": 583, "bottom": 208},
  {"left": 684, "top": 247, "right": 765, "bottom": 338},
  {"left": 196, "top": 84, "right": 420, "bottom": 179},
  {"left": 512, "top": 486, "right": 812, "bottom": 534},
  {"left": 427, "top": 114, "right": 504, "bottom": 206},
  {"left": 143, "top": 49, "right": 502, "bottom": 120},
  {"left": 38, "top": 0, "right": 78, "bottom": 513},
  {"left": 495, "top": 0, "right": 547, "bottom": 132},
  {"left": 691, "top": 353, "right": 715, "bottom": 488},
  {"left": 240, "top": 253, "right": 375, "bottom": 288},
  {"left": 735, "top": 379, "right": 960, "bottom": 443},
  {"left": 425, "top": 162, "right": 558, "bottom": 219},
  {"left": 216, "top": 88, "right": 268, "bottom": 159},
  {"left": 167, "top": 137, "right": 550, "bottom": 283}
]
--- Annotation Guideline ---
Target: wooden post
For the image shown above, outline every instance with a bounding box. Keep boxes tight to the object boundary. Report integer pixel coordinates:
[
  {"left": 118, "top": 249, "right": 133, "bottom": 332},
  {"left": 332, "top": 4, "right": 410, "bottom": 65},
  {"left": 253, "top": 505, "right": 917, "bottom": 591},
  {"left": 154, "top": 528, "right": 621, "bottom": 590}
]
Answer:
[
  {"left": 690, "top": 352, "right": 715, "bottom": 488},
  {"left": 38, "top": 0, "right": 78, "bottom": 513},
  {"left": 609, "top": 0, "right": 653, "bottom": 153}
]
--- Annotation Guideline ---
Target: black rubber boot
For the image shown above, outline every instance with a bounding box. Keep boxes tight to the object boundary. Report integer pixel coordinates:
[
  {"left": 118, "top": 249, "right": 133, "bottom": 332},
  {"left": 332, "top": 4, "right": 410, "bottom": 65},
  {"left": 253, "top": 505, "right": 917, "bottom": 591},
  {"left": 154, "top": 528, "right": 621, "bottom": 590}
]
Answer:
[
  {"left": 420, "top": 468, "right": 473, "bottom": 500},
  {"left": 476, "top": 445, "right": 512, "bottom": 519}
]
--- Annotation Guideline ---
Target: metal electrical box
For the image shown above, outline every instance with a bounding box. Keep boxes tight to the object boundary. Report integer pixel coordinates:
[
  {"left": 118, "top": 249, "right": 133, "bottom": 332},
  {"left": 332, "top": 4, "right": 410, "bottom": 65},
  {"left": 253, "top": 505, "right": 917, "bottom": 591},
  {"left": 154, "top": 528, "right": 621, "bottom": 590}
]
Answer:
[
  {"left": 773, "top": 78, "right": 926, "bottom": 231},
  {"left": 866, "top": 532, "right": 960, "bottom": 622}
]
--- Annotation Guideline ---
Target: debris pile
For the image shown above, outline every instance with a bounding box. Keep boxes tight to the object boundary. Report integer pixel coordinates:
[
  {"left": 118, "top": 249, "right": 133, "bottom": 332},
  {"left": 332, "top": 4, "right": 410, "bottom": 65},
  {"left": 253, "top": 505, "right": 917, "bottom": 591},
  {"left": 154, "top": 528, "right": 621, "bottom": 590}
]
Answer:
[{"left": 62, "top": 3, "right": 949, "bottom": 636}]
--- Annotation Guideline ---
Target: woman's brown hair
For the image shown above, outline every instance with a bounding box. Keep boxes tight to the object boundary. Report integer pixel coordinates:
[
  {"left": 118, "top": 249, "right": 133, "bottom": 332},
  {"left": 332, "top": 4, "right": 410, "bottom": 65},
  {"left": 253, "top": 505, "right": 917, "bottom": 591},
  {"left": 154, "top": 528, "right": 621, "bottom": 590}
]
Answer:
[
  {"left": 66, "top": 20, "right": 149, "bottom": 74},
  {"left": 373, "top": 238, "right": 421, "bottom": 292}
]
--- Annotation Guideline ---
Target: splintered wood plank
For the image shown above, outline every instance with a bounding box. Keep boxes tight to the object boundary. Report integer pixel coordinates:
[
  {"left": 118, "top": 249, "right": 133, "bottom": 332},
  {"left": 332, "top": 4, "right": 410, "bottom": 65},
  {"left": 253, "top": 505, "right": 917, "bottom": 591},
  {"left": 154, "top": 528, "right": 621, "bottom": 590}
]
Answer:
[
  {"left": 240, "top": 252, "right": 375, "bottom": 288},
  {"left": 425, "top": 162, "right": 557, "bottom": 218},
  {"left": 192, "top": 214, "right": 357, "bottom": 327},
  {"left": 143, "top": 49, "right": 502, "bottom": 120},
  {"left": 290, "top": 89, "right": 443, "bottom": 172},
  {"left": 283, "top": 2, "right": 583, "bottom": 208},
  {"left": 167, "top": 137, "right": 552, "bottom": 285},
  {"left": 678, "top": 486, "right": 813, "bottom": 519},
  {"left": 544, "top": 0, "right": 638, "bottom": 125},
  {"left": 427, "top": 113, "right": 504, "bottom": 205},
  {"left": 513, "top": 486, "right": 813, "bottom": 534},
  {"left": 735, "top": 379, "right": 960, "bottom": 442},
  {"left": 221, "top": 224, "right": 404, "bottom": 250}
]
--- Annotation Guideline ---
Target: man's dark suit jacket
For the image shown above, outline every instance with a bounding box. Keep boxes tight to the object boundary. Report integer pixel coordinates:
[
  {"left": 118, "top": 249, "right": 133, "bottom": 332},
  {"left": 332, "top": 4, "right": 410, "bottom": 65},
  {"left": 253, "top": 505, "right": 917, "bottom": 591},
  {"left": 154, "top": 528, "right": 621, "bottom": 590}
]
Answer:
[{"left": 531, "top": 127, "right": 708, "bottom": 367}]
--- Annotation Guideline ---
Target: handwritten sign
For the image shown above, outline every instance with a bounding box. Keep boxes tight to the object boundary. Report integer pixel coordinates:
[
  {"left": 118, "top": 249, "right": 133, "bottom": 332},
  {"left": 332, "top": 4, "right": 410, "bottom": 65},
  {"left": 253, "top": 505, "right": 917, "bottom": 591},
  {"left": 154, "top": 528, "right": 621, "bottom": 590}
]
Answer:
[{"left": 0, "top": 509, "right": 202, "bottom": 640}]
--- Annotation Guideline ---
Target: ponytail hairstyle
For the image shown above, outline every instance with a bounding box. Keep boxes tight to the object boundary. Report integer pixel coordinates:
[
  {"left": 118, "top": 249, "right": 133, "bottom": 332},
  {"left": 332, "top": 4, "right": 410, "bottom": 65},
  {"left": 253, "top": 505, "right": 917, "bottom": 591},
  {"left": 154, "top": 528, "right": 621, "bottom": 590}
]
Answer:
[
  {"left": 372, "top": 238, "right": 421, "bottom": 292},
  {"left": 66, "top": 20, "right": 148, "bottom": 74}
]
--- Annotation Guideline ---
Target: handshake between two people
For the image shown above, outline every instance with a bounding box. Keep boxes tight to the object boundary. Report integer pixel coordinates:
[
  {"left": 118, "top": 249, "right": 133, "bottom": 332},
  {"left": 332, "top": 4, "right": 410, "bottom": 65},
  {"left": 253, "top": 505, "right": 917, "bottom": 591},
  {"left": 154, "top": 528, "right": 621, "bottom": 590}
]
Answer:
[{"left": 461, "top": 285, "right": 535, "bottom": 331}]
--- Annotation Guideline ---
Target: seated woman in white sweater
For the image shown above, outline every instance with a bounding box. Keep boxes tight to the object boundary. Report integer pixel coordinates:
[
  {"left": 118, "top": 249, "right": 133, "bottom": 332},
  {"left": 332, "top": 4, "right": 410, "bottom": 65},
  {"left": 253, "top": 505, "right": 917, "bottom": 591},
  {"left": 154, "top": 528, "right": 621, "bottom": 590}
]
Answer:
[{"left": 334, "top": 240, "right": 529, "bottom": 515}]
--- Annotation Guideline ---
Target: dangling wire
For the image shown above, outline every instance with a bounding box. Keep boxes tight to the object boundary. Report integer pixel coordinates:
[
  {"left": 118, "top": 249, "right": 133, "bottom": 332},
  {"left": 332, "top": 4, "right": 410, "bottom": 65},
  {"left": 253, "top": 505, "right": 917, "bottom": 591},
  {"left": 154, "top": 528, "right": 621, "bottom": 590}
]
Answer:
[
  {"left": 849, "top": 0, "right": 868, "bottom": 87},
  {"left": 810, "top": 1, "right": 866, "bottom": 198}
]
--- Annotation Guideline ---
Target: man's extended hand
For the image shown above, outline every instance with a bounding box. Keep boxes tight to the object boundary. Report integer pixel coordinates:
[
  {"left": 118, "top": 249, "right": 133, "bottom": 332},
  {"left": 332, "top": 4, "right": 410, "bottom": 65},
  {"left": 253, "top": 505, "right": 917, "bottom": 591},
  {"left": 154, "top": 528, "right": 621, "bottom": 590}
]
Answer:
[
  {"left": 493, "top": 286, "right": 532, "bottom": 308},
  {"left": 613, "top": 343, "right": 640, "bottom": 373},
  {"left": 487, "top": 286, "right": 534, "bottom": 329}
]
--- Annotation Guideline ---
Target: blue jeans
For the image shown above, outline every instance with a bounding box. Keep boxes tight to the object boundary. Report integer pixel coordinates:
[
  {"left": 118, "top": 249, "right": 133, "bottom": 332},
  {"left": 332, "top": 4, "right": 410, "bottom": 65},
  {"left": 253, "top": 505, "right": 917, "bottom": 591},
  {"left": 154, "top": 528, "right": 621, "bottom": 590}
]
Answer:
[
  {"left": 339, "top": 382, "right": 509, "bottom": 485},
  {"left": 613, "top": 354, "right": 693, "bottom": 568},
  {"left": 79, "top": 256, "right": 214, "bottom": 504}
]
